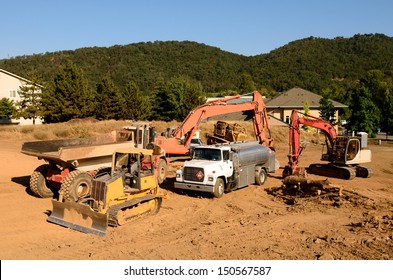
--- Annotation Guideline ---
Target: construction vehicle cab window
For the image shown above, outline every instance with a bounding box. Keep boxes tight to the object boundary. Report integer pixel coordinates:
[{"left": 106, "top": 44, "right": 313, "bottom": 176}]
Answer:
[{"left": 193, "top": 148, "right": 222, "bottom": 161}]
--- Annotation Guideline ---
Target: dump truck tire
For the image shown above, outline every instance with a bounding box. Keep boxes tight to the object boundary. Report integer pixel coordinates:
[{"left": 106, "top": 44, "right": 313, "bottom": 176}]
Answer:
[
  {"left": 29, "top": 164, "right": 54, "bottom": 198},
  {"left": 60, "top": 170, "right": 92, "bottom": 202}
]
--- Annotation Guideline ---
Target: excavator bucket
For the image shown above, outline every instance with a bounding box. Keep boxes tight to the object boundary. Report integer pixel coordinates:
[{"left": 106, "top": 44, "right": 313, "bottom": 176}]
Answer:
[{"left": 47, "top": 200, "right": 108, "bottom": 236}]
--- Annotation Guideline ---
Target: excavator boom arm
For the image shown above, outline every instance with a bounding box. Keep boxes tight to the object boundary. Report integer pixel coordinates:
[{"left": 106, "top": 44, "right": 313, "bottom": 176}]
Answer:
[{"left": 156, "top": 91, "right": 273, "bottom": 155}]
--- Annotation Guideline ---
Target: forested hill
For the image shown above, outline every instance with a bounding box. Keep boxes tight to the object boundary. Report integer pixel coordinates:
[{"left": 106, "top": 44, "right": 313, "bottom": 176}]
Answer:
[
  {"left": 1, "top": 33, "right": 393, "bottom": 94},
  {"left": 251, "top": 34, "right": 393, "bottom": 92},
  {"left": 0, "top": 41, "right": 248, "bottom": 93}
]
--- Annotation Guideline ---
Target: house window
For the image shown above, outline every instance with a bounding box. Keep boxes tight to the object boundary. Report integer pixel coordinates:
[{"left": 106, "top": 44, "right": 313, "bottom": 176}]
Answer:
[
  {"left": 285, "top": 116, "right": 290, "bottom": 124},
  {"left": 9, "top": 90, "right": 17, "bottom": 98}
]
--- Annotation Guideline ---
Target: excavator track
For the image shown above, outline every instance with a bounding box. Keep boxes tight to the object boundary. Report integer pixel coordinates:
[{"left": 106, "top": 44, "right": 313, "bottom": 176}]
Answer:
[
  {"left": 307, "top": 163, "right": 356, "bottom": 180},
  {"left": 355, "top": 165, "right": 373, "bottom": 178},
  {"left": 107, "top": 195, "right": 162, "bottom": 227}
]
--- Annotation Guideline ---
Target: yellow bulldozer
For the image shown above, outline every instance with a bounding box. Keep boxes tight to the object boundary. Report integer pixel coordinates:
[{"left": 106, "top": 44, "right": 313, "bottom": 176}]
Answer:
[
  {"left": 207, "top": 121, "right": 248, "bottom": 144},
  {"left": 47, "top": 148, "right": 163, "bottom": 236}
]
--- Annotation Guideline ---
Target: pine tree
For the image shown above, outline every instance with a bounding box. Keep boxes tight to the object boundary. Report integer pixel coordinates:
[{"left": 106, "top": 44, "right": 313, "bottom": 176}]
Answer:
[
  {"left": 95, "top": 77, "right": 124, "bottom": 120},
  {"left": 41, "top": 61, "right": 94, "bottom": 123},
  {"left": 149, "top": 77, "right": 171, "bottom": 121},
  {"left": 0, "top": 98, "right": 15, "bottom": 120},
  {"left": 122, "top": 81, "right": 150, "bottom": 121},
  {"left": 385, "top": 92, "right": 393, "bottom": 135},
  {"left": 319, "top": 96, "right": 336, "bottom": 123},
  {"left": 237, "top": 73, "right": 255, "bottom": 94},
  {"left": 166, "top": 76, "right": 205, "bottom": 121},
  {"left": 15, "top": 70, "right": 43, "bottom": 124}
]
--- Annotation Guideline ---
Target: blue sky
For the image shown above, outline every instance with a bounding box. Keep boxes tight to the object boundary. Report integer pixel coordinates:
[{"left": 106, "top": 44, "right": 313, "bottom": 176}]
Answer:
[{"left": 1, "top": 0, "right": 392, "bottom": 59}]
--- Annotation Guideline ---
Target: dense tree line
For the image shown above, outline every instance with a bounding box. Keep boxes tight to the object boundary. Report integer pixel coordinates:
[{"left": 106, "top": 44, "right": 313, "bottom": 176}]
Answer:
[
  {"left": 1, "top": 34, "right": 393, "bottom": 136},
  {"left": 348, "top": 70, "right": 393, "bottom": 136},
  {"left": 12, "top": 61, "right": 206, "bottom": 123},
  {"left": 2, "top": 34, "right": 392, "bottom": 95}
]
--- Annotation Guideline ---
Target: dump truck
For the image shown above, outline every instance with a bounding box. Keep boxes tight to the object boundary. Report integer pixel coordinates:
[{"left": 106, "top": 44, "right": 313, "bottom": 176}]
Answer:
[
  {"left": 21, "top": 123, "right": 156, "bottom": 201},
  {"left": 174, "top": 141, "right": 276, "bottom": 198},
  {"left": 47, "top": 147, "right": 163, "bottom": 236}
]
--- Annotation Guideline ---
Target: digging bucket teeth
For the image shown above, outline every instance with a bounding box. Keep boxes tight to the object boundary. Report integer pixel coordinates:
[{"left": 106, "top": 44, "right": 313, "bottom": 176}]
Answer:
[{"left": 47, "top": 200, "right": 108, "bottom": 237}]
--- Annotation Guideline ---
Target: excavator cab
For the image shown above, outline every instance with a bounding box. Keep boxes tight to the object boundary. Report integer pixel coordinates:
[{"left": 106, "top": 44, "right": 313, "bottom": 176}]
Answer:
[
  {"left": 322, "top": 136, "right": 364, "bottom": 165},
  {"left": 345, "top": 138, "right": 360, "bottom": 161},
  {"left": 339, "top": 138, "right": 358, "bottom": 161}
]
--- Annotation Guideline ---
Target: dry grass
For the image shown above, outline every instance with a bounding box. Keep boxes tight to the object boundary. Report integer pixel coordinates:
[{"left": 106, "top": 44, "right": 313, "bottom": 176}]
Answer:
[
  {"left": 0, "top": 119, "right": 131, "bottom": 141},
  {"left": 0, "top": 119, "right": 323, "bottom": 147}
]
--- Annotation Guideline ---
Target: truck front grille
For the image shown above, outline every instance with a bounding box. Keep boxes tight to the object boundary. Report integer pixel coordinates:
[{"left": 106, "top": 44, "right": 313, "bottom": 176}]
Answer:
[{"left": 183, "top": 167, "right": 204, "bottom": 182}]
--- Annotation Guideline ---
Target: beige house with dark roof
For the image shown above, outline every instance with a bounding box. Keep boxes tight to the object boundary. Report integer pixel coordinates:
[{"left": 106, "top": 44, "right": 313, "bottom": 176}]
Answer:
[
  {"left": 265, "top": 87, "right": 347, "bottom": 124},
  {"left": 0, "top": 68, "right": 43, "bottom": 125}
]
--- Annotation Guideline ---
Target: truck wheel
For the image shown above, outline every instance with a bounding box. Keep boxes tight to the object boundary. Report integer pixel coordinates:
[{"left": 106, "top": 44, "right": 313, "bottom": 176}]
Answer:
[
  {"left": 29, "top": 164, "right": 54, "bottom": 198},
  {"left": 255, "top": 169, "right": 267, "bottom": 186},
  {"left": 157, "top": 159, "right": 167, "bottom": 184},
  {"left": 60, "top": 170, "right": 92, "bottom": 202},
  {"left": 213, "top": 178, "right": 225, "bottom": 198}
]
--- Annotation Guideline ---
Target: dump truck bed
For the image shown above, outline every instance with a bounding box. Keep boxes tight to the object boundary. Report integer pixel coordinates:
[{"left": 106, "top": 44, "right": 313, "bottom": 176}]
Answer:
[{"left": 21, "top": 133, "right": 134, "bottom": 169}]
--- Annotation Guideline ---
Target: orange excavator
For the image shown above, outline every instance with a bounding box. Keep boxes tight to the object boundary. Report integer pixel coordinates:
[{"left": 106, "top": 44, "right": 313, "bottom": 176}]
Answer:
[
  {"left": 151, "top": 90, "right": 275, "bottom": 183},
  {"left": 283, "top": 110, "right": 372, "bottom": 180},
  {"left": 153, "top": 90, "right": 274, "bottom": 153}
]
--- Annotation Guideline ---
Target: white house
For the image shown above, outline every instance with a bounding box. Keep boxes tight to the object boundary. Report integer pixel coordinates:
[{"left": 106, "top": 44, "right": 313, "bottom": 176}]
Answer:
[{"left": 0, "top": 68, "right": 43, "bottom": 125}]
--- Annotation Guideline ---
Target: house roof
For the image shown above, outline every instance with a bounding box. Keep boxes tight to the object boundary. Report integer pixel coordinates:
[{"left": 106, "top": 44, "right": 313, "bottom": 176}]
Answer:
[
  {"left": 265, "top": 87, "right": 347, "bottom": 109},
  {"left": 0, "top": 68, "right": 43, "bottom": 87}
]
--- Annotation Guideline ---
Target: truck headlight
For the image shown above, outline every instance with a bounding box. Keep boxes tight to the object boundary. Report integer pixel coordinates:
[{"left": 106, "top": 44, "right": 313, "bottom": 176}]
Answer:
[
  {"left": 208, "top": 176, "right": 214, "bottom": 182},
  {"left": 176, "top": 173, "right": 181, "bottom": 178}
]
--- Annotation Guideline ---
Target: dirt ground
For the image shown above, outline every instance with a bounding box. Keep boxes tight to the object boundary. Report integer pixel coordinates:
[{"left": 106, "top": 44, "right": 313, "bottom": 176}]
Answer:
[{"left": 0, "top": 138, "right": 392, "bottom": 260}]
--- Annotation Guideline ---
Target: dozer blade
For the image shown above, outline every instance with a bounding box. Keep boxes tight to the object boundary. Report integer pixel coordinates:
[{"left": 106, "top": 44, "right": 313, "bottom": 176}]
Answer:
[{"left": 47, "top": 200, "right": 108, "bottom": 236}]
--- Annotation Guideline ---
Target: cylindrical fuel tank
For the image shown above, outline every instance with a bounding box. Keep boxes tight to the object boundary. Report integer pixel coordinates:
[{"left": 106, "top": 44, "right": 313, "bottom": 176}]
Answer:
[{"left": 229, "top": 141, "right": 273, "bottom": 166}]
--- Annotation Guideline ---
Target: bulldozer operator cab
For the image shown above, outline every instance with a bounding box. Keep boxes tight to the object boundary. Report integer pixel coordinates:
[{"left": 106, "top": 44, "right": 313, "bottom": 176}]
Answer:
[{"left": 112, "top": 148, "right": 155, "bottom": 191}]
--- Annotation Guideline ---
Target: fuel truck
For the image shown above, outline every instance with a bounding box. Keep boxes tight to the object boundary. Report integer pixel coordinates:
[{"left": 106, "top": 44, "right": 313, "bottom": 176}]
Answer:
[{"left": 174, "top": 141, "right": 276, "bottom": 198}]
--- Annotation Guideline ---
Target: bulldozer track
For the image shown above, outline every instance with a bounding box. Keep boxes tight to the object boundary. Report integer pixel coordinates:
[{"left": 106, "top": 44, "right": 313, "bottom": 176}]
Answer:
[{"left": 107, "top": 194, "right": 161, "bottom": 226}]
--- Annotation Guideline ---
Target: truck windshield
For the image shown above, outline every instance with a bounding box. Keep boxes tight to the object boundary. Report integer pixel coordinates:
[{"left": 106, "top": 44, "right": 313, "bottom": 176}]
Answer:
[{"left": 193, "top": 148, "right": 222, "bottom": 161}]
